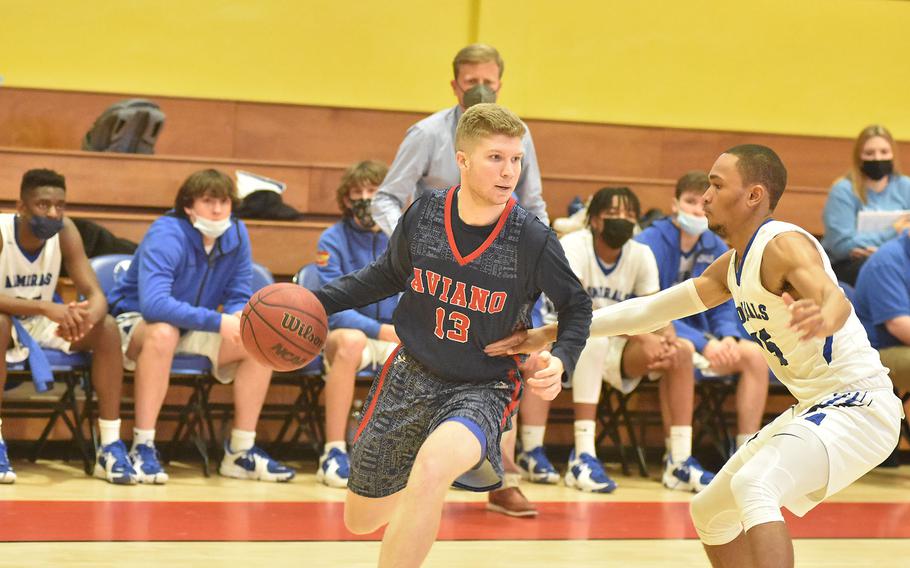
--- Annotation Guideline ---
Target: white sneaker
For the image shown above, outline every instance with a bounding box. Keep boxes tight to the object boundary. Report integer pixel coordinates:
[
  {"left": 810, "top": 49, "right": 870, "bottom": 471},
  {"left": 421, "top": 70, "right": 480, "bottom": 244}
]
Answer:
[
  {"left": 516, "top": 446, "right": 561, "bottom": 484},
  {"left": 564, "top": 450, "right": 617, "bottom": 493},
  {"left": 129, "top": 441, "right": 169, "bottom": 484},
  {"left": 94, "top": 440, "right": 137, "bottom": 485},
  {"left": 0, "top": 441, "right": 16, "bottom": 484},
  {"left": 662, "top": 456, "right": 715, "bottom": 493},
  {"left": 316, "top": 447, "right": 350, "bottom": 488},
  {"left": 219, "top": 444, "right": 295, "bottom": 482}
]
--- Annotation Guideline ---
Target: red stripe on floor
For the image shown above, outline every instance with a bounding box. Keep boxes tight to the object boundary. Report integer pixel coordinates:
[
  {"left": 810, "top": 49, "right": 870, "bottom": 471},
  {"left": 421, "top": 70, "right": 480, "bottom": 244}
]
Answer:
[{"left": 0, "top": 501, "right": 907, "bottom": 542}]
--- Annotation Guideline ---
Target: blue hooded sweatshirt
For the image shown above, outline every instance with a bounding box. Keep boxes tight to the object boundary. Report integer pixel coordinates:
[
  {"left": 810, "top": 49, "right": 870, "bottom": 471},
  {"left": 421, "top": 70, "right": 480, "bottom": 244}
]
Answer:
[
  {"left": 316, "top": 218, "right": 397, "bottom": 338},
  {"left": 635, "top": 217, "right": 747, "bottom": 351},
  {"left": 108, "top": 211, "right": 252, "bottom": 332}
]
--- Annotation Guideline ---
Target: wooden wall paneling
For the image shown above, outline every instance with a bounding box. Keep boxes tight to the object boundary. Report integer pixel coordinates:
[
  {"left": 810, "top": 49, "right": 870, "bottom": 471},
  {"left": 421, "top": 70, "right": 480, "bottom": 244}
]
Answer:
[
  {"left": 232, "top": 102, "right": 421, "bottom": 164},
  {"left": 0, "top": 87, "right": 238, "bottom": 157}
]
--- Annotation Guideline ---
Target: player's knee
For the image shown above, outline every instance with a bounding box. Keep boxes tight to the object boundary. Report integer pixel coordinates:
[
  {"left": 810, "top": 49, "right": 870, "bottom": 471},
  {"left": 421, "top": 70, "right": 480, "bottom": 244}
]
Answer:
[
  {"left": 690, "top": 488, "right": 743, "bottom": 545},
  {"left": 410, "top": 452, "right": 453, "bottom": 491},
  {"left": 328, "top": 329, "right": 367, "bottom": 362},
  {"left": 144, "top": 323, "right": 180, "bottom": 353},
  {"left": 729, "top": 464, "right": 785, "bottom": 531}
]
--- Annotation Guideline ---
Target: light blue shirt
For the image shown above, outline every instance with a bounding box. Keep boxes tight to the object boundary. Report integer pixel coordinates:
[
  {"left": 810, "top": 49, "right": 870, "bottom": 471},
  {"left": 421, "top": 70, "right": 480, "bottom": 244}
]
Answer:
[
  {"left": 372, "top": 105, "right": 548, "bottom": 235},
  {"left": 821, "top": 174, "right": 910, "bottom": 263}
]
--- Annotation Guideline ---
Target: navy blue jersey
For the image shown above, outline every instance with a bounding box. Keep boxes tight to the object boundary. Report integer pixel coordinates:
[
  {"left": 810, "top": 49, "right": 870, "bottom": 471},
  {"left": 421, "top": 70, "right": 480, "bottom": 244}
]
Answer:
[{"left": 316, "top": 187, "right": 591, "bottom": 384}]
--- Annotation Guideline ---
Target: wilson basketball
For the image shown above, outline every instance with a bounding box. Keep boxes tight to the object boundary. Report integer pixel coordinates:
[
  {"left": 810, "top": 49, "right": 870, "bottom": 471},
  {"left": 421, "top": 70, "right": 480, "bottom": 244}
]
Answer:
[{"left": 240, "top": 283, "right": 328, "bottom": 371}]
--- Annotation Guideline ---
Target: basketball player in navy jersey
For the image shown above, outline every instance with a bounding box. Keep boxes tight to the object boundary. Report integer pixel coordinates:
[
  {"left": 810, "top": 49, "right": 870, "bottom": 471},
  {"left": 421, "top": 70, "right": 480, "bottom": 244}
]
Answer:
[
  {"left": 314, "top": 103, "right": 591, "bottom": 567},
  {"left": 0, "top": 169, "right": 133, "bottom": 484},
  {"left": 488, "top": 145, "right": 903, "bottom": 568}
]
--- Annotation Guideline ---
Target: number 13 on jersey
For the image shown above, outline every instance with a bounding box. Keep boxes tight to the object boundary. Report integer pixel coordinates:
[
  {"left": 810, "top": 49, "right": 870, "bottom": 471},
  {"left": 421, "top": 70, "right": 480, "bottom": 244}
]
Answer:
[{"left": 434, "top": 307, "right": 471, "bottom": 343}]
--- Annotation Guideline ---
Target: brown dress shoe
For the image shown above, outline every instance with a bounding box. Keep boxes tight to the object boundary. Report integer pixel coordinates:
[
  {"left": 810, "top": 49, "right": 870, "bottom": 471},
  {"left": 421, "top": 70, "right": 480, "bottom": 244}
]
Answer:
[{"left": 486, "top": 486, "right": 538, "bottom": 517}]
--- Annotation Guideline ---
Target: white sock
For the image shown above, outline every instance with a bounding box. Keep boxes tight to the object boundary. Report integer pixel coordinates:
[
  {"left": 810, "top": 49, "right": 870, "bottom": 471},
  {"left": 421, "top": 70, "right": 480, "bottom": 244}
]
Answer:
[
  {"left": 574, "top": 420, "right": 597, "bottom": 457},
  {"left": 133, "top": 428, "right": 156, "bottom": 449},
  {"left": 520, "top": 425, "right": 546, "bottom": 452},
  {"left": 736, "top": 433, "right": 755, "bottom": 449},
  {"left": 324, "top": 440, "right": 347, "bottom": 454},
  {"left": 503, "top": 472, "right": 521, "bottom": 488},
  {"left": 230, "top": 429, "right": 256, "bottom": 453},
  {"left": 98, "top": 418, "right": 121, "bottom": 447},
  {"left": 0, "top": 418, "right": 4, "bottom": 442},
  {"left": 669, "top": 425, "right": 693, "bottom": 464},
  {"left": 664, "top": 437, "right": 671, "bottom": 454}
]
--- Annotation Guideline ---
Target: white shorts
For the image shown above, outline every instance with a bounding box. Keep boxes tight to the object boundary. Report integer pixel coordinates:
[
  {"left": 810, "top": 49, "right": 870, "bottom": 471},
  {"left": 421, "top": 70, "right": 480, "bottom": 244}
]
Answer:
[
  {"left": 727, "top": 374, "right": 903, "bottom": 516},
  {"left": 6, "top": 315, "right": 73, "bottom": 363},
  {"left": 573, "top": 336, "right": 660, "bottom": 396},
  {"left": 116, "top": 312, "right": 237, "bottom": 384},
  {"left": 324, "top": 338, "right": 398, "bottom": 377}
]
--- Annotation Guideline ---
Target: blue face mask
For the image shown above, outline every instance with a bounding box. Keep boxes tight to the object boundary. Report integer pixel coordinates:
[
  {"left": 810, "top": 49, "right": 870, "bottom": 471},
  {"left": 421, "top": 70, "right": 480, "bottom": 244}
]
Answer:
[
  {"left": 677, "top": 211, "right": 709, "bottom": 237},
  {"left": 28, "top": 215, "right": 64, "bottom": 240}
]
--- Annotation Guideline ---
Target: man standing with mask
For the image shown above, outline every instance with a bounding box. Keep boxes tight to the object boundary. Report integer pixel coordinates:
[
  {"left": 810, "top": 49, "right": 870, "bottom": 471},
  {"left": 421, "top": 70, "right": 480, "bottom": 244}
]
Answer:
[
  {"left": 518, "top": 187, "right": 715, "bottom": 493},
  {"left": 108, "top": 169, "right": 294, "bottom": 484},
  {"left": 0, "top": 169, "right": 134, "bottom": 484},
  {"left": 313, "top": 161, "right": 399, "bottom": 488},
  {"left": 636, "top": 171, "right": 769, "bottom": 453},
  {"left": 371, "top": 43, "right": 548, "bottom": 235}
]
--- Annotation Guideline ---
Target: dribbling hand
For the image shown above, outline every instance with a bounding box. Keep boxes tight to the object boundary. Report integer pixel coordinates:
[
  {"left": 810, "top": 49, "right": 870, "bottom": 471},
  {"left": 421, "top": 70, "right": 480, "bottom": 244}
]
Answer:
[{"left": 526, "top": 351, "right": 563, "bottom": 401}]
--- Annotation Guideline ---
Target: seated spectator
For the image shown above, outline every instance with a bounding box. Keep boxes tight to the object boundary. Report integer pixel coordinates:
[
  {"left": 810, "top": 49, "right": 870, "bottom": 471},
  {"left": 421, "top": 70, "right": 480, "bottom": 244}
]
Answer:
[
  {"left": 517, "top": 187, "right": 715, "bottom": 494},
  {"left": 853, "top": 230, "right": 910, "bottom": 399},
  {"left": 0, "top": 169, "right": 133, "bottom": 484},
  {"left": 314, "top": 161, "right": 398, "bottom": 488},
  {"left": 108, "top": 169, "right": 293, "bottom": 484},
  {"left": 822, "top": 125, "right": 910, "bottom": 286},
  {"left": 636, "top": 171, "right": 768, "bottom": 450}
]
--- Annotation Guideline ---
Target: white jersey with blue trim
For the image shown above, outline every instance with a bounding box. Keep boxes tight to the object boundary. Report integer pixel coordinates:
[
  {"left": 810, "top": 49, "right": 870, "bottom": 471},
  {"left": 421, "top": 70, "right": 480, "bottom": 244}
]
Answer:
[
  {"left": 0, "top": 213, "right": 61, "bottom": 303},
  {"left": 727, "top": 219, "right": 887, "bottom": 406}
]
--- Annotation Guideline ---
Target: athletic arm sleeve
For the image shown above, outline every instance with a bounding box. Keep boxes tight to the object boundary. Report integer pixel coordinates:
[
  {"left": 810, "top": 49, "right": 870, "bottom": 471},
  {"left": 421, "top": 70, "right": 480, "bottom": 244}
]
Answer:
[
  {"left": 372, "top": 126, "right": 431, "bottom": 236},
  {"left": 590, "top": 279, "right": 708, "bottom": 338},
  {"left": 534, "top": 231, "right": 592, "bottom": 377},
  {"left": 315, "top": 206, "right": 413, "bottom": 316}
]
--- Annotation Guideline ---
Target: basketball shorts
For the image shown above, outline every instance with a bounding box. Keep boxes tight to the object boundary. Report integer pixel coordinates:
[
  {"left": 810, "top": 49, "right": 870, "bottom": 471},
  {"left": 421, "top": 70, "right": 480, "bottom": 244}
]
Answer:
[
  {"left": 571, "top": 336, "right": 660, "bottom": 397},
  {"left": 115, "top": 312, "right": 238, "bottom": 384},
  {"left": 349, "top": 345, "right": 522, "bottom": 499},
  {"left": 729, "top": 374, "right": 903, "bottom": 516},
  {"left": 7, "top": 315, "right": 73, "bottom": 364}
]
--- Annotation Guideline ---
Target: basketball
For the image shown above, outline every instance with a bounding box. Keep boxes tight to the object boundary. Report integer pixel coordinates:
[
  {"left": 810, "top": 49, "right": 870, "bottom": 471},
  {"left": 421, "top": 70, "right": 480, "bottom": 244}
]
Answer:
[{"left": 240, "top": 282, "right": 328, "bottom": 371}]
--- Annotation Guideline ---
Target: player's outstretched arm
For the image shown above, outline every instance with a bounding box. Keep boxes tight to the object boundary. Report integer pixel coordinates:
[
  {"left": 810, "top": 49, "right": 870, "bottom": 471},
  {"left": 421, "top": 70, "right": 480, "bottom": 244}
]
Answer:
[
  {"left": 765, "top": 233, "right": 851, "bottom": 340},
  {"left": 485, "top": 251, "right": 734, "bottom": 356}
]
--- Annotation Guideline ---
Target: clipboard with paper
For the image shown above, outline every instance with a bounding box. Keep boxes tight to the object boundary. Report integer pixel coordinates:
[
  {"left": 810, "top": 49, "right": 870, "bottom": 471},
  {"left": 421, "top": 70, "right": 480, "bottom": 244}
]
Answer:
[{"left": 856, "top": 210, "right": 910, "bottom": 232}]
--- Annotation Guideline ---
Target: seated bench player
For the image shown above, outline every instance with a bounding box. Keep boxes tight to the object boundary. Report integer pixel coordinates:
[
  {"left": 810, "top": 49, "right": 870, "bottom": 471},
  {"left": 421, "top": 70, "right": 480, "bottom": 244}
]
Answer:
[
  {"left": 107, "top": 169, "right": 293, "bottom": 484},
  {"left": 0, "top": 168, "right": 134, "bottom": 484}
]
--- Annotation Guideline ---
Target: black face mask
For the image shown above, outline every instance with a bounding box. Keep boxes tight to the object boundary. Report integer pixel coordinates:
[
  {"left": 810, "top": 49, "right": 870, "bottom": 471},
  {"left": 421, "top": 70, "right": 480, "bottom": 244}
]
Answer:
[
  {"left": 861, "top": 159, "right": 893, "bottom": 181},
  {"left": 350, "top": 198, "right": 375, "bottom": 230},
  {"left": 28, "top": 215, "right": 64, "bottom": 240},
  {"left": 599, "top": 218, "right": 635, "bottom": 249}
]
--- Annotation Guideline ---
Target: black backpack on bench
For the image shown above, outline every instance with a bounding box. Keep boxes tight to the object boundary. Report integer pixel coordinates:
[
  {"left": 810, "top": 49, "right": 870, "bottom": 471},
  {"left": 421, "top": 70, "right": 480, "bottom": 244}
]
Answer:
[{"left": 82, "top": 99, "right": 165, "bottom": 154}]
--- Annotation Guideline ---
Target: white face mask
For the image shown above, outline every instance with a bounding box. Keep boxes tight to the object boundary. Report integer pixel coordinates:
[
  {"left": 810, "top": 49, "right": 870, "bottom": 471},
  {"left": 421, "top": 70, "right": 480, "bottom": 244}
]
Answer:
[
  {"left": 193, "top": 215, "right": 232, "bottom": 239},
  {"left": 677, "top": 211, "right": 709, "bottom": 236}
]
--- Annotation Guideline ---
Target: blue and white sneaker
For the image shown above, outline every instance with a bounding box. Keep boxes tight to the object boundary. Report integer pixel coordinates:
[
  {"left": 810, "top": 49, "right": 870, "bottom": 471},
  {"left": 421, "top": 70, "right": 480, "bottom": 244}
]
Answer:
[
  {"left": 94, "top": 440, "right": 137, "bottom": 485},
  {"left": 0, "top": 441, "right": 16, "bottom": 484},
  {"left": 316, "top": 447, "right": 350, "bottom": 488},
  {"left": 517, "top": 445, "right": 561, "bottom": 484},
  {"left": 219, "top": 444, "right": 295, "bottom": 482},
  {"left": 129, "top": 441, "right": 169, "bottom": 484},
  {"left": 663, "top": 456, "right": 715, "bottom": 493},
  {"left": 564, "top": 450, "right": 617, "bottom": 493}
]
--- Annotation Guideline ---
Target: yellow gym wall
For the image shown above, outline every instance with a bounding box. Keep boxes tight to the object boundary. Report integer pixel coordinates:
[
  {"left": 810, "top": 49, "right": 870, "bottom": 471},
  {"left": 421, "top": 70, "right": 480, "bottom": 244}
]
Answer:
[{"left": 1, "top": 0, "right": 907, "bottom": 138}]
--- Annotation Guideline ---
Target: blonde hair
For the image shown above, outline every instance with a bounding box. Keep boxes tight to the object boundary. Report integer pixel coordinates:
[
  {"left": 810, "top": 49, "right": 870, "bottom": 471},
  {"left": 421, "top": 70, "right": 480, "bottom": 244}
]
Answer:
[
  {"left": 335, "top": 160, "right": 388, "bottom": 216},
  {"left": 455, "top": 103, "right": 525, "bottom": 152},
  {"left": 452, "top": 43, "right": 504, "bottom": 80},
  {"left": 842, "top": 124, "right": 901, "bottom": 204}
]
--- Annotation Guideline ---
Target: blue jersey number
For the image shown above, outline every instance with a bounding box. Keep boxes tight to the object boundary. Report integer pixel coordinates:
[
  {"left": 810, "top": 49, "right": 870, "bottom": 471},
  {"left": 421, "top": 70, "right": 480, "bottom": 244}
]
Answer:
[{"left": 749, "top": 328, "right": 788, "bottom": 366}]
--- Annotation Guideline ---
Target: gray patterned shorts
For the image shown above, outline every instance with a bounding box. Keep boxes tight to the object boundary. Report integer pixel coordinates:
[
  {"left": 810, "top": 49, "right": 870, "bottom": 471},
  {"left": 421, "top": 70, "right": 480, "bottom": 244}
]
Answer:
[{"left": 348, "top": 346, "right": 522, "bottom": 498}]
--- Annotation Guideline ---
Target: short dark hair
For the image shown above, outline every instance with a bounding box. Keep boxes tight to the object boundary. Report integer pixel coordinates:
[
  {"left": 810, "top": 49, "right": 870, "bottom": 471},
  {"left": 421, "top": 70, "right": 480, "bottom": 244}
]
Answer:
[
  {"left": 586, "top": 186, "right": 641, "bottom": 224},
  {"left": 675, "top": 170, "right": 709, "bottom": 199},
  {"left": 174, "top": 169, "right": 239, "bottom": 217},
  {"left": 724, "top": 144, "right": 787, "bottom": 210},
  {"left": 21, "top": 169, "right": 66, "bottom": 198}
]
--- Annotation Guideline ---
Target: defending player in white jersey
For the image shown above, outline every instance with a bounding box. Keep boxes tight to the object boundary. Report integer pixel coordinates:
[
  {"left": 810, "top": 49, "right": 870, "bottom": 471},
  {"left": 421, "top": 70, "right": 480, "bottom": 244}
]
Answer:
[{"left": 487, "top": 144, "right": 903, "bottom": 568}]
